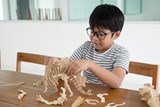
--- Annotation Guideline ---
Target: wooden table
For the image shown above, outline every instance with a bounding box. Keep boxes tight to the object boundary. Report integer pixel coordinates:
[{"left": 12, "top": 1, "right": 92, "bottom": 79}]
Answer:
[{"left": 0, "top": 70, "right": 148, "bottom": 107}]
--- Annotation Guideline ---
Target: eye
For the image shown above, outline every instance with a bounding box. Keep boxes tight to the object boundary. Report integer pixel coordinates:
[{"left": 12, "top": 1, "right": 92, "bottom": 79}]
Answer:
[
  {"left": 98, "top": 32, "right": 105, "bottom": 36},
  {"left": 91, "top": 30, "right": 94, "bottom": 33},
  {"left": 90, "top": 30, "right": 95, "bottom": 35}
]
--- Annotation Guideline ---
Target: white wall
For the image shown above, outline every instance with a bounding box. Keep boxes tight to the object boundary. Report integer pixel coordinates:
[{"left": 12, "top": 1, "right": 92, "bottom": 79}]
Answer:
[{"left": 0, "top": 21, "right": 160, "bottom": 92}]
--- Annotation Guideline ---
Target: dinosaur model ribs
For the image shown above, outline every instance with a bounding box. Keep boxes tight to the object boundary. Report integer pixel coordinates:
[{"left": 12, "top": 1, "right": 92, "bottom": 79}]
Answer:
[{"left": 33, "top": 57, "right": 92, "bottom": 96}]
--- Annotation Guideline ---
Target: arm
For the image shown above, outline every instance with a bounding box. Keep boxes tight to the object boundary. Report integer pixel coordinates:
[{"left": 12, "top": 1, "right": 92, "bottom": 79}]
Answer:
[
  {"left": 87, "top": 60, "right": 126, "bottom": 88},
  {"left": 65, "top": 59, "right": 126, "bottom": 88}
]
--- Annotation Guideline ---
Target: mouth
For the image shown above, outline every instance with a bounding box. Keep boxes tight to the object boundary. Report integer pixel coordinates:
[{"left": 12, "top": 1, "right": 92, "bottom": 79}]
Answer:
[
  {"left": 93, "top": 42, "right": 99, "bottom": 46},
  {"left": 92, "top": 43, "right": 101, "bottom": 49}
]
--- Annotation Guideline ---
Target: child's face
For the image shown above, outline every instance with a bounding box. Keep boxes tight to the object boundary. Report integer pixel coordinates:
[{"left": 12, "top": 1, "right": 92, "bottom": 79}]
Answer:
[{"left": 90, "top": 27, "right": 118, "bottom": 53}]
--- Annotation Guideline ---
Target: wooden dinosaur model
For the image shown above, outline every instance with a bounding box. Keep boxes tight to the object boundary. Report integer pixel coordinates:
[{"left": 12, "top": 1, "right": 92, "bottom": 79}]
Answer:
[
  {"left": 139, "top": 83, "right": 160, "bottom": 107},
  {"left": 33, "top": 57, "right": 92, "bottom": 96}
]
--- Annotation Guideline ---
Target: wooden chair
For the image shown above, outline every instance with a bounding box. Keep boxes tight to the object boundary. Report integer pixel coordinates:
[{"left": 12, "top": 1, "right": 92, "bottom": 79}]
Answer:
[
  {"left": 129, "top": 61, "right": 159, "bottom": 90},
  {"left": 16, "top": 52, "right": 54, "bottom": 72}
]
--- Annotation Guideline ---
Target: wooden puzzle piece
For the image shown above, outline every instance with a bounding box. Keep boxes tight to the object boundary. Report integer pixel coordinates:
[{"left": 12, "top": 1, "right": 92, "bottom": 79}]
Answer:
[
  {"left": 18, "top": 90, "right": 27, "bottom": 100},
  {"left": 85, "top": 99, "right": 99, "bottom": 105},
  {"left": 105, "top": 102, "right": 125, "bottom": 107},
  {"left": 139, "top": 83, "right": 160, "bottom": 107},
  {"left": 36, "top": 87, "right": 67, "bottom": 105},
  {"left": 97, "top": 93, "right": 108, "bottom": 103},
  {"left": 71, "top": 96, "right": 84, "bottom": 107}
]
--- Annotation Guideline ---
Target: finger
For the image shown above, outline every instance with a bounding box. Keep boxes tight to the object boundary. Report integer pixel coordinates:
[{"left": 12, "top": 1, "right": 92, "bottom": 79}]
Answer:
[
  {"left": 68, "top": 64, "right": 81, "bottom": 76},
  {"left": 73, "top": 68, "right": 81, "bottom": 75},
  {"left": 52, "top": 58, "right": 59, "bottom": 64},
  {"left": 65, "top": 61, "right": 73, "bottom": 73},
  {"left": 48, "top": 58, "right": 59, "bottom": 65},
  {"left": 66, "top": 62, "right": 77, "bottom": 76},
  {"left": 47, "top": 58, "right": 54, "bottom": 65}
]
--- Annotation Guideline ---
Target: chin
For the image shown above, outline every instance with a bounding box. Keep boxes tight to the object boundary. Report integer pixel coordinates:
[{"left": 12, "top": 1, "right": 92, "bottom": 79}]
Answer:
[{"left": 95, "top": 47, "right": 103, "bottom": 51}]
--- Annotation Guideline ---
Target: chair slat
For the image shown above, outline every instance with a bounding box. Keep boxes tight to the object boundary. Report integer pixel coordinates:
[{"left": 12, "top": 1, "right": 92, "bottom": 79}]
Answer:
[
  {"left": 129, "top": 61, "right": 159, "bottom": 90},
  {"left": 16, "top": 52, "right": 54, "bottom": 72}
]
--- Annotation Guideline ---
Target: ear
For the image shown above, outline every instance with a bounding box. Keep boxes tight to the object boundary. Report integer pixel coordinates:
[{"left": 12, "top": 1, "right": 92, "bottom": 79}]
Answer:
[{"left": 113, "top": 31, "right": 121, "bottom": 40}]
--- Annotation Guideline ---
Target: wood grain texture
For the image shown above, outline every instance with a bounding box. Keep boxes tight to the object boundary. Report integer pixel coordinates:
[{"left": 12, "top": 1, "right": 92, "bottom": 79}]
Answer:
[{"left": 0, "top": 70, "right": 148, "bottom": 107}]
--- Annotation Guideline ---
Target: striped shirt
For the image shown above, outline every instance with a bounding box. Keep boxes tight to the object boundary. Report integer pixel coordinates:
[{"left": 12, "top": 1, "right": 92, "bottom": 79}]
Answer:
[{"left": 70, "top": 41, "right": 129, "bottom": 85}]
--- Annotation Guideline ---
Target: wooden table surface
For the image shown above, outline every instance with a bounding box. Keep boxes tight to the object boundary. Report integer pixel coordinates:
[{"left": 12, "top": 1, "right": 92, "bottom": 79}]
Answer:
[{"left": 0, "top": 70, "right": 148, "bottom": 107}]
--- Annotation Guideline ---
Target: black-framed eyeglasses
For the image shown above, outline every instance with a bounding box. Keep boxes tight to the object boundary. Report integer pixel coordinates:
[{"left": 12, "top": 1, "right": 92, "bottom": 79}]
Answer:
[{"left": 86, "top": 27, "right": 115, "bottom": 40}]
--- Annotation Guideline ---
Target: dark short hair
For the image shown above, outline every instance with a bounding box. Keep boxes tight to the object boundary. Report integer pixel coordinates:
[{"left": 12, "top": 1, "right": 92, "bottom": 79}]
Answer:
[{"left": 89, "top": 4, "right": 125, "bottom": 32}]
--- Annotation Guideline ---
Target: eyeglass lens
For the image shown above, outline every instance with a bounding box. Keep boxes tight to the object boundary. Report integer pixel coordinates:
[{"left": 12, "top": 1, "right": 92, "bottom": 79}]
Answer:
[{"left": 87, "top": 28, "right": 106, "bottom": 40}]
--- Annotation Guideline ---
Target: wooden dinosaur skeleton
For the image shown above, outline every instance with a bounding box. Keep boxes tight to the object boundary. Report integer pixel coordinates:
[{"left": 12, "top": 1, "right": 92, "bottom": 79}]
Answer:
[
  {"left": 139, "top": 83, "right": 160, "bottom": 107},
  {"left": 33, "top": 57, "right": 92, "bottom": 96}
]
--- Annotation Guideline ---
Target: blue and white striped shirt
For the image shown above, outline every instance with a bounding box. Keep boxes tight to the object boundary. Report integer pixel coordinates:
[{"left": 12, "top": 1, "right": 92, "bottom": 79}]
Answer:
[{"left": 70, "top": 41, "right": 129, "bottom": 85}]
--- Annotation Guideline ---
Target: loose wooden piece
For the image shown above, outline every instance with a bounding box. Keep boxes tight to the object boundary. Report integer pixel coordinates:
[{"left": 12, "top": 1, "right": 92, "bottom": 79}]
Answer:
[
  {"left": 18, "top": 90, "right": 27, "bottom": 100},
  {"left": 105, "top": 102, "right": 125, "bottom": 107},
  {"left": 71, "top": 96, "right": 84, "bottom": 107},
  {"left": 97, "top": 93, "right": 108, "bottom": 103},
  {"left": 0, "top": 81, "right": 25, "bottom": 87},
  {"left": 85, "top": 99, "right": 99, "bottom": 105}
]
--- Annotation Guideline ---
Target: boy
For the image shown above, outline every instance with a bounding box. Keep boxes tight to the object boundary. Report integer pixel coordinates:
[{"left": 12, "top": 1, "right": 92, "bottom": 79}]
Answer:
[{"left": 52, "top": 4, "right": 129, "bottom": 88}]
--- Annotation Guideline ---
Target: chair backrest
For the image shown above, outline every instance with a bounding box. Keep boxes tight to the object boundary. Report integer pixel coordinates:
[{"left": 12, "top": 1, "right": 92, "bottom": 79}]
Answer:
[
  {"left": 16, "top": 52, "right": 53, "bottom": 72},
  {"left": 129, "top": 61, "right": 159, "bottom": 90}
]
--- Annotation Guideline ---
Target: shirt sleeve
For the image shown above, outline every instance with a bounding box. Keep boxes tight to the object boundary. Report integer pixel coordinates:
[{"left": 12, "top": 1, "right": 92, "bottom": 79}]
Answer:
[{"left": 114, "top": 47, "right": 130, "bottom": 73}]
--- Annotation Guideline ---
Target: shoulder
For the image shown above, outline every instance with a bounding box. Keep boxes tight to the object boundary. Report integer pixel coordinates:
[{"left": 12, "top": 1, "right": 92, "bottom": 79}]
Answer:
[
  {"left": 81, "top": 41, "right": 93, "bottom": 49},
  {"left": 110, "top": 43, "right": 129, "bottom": 55},
  {"left": 83, "top": 41, "right": 92, "bottom": 46},
  {"left": 70, "top": 41, "right": 94, "bottom": 60}
]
